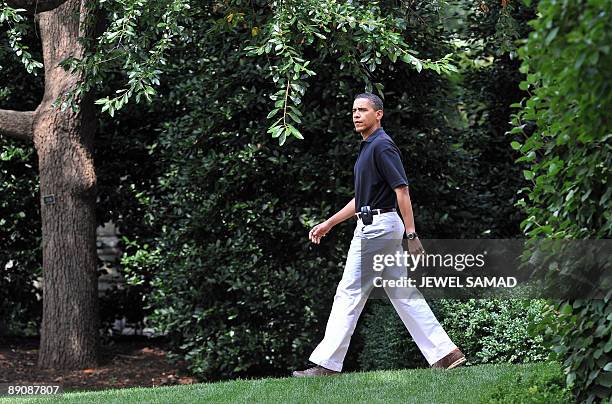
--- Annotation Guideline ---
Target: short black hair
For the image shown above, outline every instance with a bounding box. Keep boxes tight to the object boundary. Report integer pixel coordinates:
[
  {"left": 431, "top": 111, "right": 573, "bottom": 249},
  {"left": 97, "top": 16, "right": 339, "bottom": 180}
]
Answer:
[{"left": 354, "top": 93, "right": 383, "bottom": 111}]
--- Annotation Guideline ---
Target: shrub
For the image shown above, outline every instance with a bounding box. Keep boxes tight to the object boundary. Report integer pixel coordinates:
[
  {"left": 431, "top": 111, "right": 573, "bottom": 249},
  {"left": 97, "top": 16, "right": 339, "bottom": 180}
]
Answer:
[
  {"left": 483, "top": 361, "right": 573, "bottom": 403},
  {"left": 358, "top": 298, "right": 549, "bottom": 370},
  {"left": 358, "top": 301, "right": 426, "bottom": 370},
  {"left": 532, "top": 297, "right": 612, "bottom": 404},
  {"left": 513, "top": 0, "right": 612, "bottom": 401}
]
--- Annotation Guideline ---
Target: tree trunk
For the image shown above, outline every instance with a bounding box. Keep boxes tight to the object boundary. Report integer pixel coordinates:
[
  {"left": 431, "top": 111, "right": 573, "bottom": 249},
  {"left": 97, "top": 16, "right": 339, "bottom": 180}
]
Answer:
[{"left": 33, "top": 0, "right": 99, "bottom": 369}]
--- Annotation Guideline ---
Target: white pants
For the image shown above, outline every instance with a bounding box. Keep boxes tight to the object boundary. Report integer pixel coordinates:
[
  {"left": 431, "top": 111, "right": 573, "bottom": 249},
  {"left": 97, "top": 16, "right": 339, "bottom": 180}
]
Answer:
[{"left": 309, "top": 212, "right": 457, "bottom": 371}]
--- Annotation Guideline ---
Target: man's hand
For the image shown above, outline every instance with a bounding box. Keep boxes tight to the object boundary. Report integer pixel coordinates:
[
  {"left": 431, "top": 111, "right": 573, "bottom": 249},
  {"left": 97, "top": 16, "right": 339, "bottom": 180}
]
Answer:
[
  {"left": 309, "top": 220, "right": 333, "bottom": 244},
  {"left": 406, "top": 237, "right": 425, "bottom": 256}
]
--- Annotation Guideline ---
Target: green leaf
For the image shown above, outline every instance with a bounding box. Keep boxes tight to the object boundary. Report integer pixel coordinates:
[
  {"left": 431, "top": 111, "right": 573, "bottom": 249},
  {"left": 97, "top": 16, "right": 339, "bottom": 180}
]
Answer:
[
  {"left": 269, "top": 126, "right": 283, "bottom": 138},
  {"left": 287, "top": 112, "right": 302, "bottom": 123},
  {"left": 411, "top": 57, "right": 423, "bottom": 73},
  {"left": 267, "top": 109, "right": 279, "bottom": 119},
  {"left": 559, "top": 303, "right": 573, "bottom": 315},
  {"left": 288, "top": 106, "right": 302, "bottom": 116},
  {"left": 566, "top": 371, "right": 576, "bottom": 386},
  {"left": 574, "top": 52, "right": 586, "bottom": 69},
  {"left": 285, "top": 124, "right": 299, "bottom": 137},
  {"left": 545, "top": 27, "right": 559, "bottom": 46},
  {"left": 597, "top": 371, "right": 612, "bottom": 388}
]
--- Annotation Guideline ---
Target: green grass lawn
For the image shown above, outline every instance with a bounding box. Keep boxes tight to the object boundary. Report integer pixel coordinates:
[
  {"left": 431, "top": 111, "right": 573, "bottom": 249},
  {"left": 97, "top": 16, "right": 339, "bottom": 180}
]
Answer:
[{"left": 2, "top": 361, "right": 567, "bottom": 404}]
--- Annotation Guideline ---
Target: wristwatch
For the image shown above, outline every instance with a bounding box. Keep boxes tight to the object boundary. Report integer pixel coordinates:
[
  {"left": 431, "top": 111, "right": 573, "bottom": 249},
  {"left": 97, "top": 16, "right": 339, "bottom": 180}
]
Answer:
[{"left": 406, "top": 231, "right": 418, "bottom": 240}]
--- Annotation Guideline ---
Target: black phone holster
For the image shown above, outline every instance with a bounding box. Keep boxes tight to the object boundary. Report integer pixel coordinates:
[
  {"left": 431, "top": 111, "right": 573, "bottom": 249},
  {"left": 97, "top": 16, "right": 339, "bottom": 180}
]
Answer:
[{"left": 360, "top": 205, "right": 373, "bottom": 225}]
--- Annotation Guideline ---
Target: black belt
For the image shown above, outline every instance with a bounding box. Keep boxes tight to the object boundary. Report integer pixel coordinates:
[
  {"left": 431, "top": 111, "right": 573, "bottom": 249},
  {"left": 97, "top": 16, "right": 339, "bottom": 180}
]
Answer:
[{"left": 355, "top": 208, "right": 396, "bottom": 219}]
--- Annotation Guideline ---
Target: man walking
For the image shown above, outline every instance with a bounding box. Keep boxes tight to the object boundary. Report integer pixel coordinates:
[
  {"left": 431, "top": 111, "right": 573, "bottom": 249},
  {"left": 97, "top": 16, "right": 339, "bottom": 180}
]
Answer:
[{"left": 292, "top": 93, "right": 465, "bottom": 377}]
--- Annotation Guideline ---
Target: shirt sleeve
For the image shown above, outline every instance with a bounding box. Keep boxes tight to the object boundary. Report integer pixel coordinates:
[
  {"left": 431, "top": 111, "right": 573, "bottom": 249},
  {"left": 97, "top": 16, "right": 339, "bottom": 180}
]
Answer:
[{"left": 375, "top": 144, "right": 409, "bottom": 189}]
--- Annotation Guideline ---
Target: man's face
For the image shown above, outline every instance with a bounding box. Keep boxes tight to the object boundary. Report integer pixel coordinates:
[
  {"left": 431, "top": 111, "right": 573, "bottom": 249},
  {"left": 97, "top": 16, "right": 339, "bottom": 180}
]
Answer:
[{"left": 352, "top": 98, "right": 383, "bottom": 134}]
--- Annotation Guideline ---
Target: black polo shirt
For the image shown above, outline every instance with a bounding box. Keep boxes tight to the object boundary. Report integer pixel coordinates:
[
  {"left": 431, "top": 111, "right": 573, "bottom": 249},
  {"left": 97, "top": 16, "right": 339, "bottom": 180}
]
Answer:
[{"left": 354, "top": 127, "right": 409, "bottom": 212}]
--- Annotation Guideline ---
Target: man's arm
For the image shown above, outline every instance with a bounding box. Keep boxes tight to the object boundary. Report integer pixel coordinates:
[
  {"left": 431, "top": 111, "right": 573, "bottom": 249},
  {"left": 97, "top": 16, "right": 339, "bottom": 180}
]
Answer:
[
  {"left": 309, "top": 197, "right": 355, "bottom": 244},
  {"left": 327, "top": 197, "right": 356, "bottom": 227},
  {"left": 395, "top": 186, "right": 415, "bottom": 233},
  {"left": 395, "top": 185, "right": 425, "bottom": 254}
]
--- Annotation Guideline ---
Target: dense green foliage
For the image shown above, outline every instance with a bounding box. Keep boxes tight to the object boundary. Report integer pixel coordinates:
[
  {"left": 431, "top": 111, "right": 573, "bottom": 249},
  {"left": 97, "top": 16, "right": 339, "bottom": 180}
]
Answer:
[
  {"left": 434, "top": 299, "right": 549, "bottom": 364},
  {"left": 0, "top": 140, "right": 40, "bottom": 336},
  {"left": 532, "top": 300, "right": 612, "bottom": 404},
  {"left": 358, "top": 299, "right": 549, "bottom": 370},
  {"left": 0, "top": 30, "right": 42, "bottom": 335},
  {"left": 358, "top": 301, "right": 423, "bottom": 370},
  {"left": 484, "top": 360, "right": 572, "bottom": 403},
  {"left": 245, "top": 0, "right": 455, "bottom": 143},
  {"left": 0, "top": 0, "right": 192, "bottom": 113},
  {"left": 512, "top": 0, "right": 612, "bottom": 402}
]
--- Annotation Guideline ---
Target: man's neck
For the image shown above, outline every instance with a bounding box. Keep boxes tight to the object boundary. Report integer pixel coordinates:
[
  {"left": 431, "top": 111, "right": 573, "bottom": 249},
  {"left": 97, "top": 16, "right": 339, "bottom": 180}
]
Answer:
[{"left": 361, "top": 125, "right": 382, "bottom": 141}]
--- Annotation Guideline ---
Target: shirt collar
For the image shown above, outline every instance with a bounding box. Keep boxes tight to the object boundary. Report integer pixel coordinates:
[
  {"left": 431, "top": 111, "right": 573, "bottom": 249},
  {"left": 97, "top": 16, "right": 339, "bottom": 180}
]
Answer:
[{"left": 362, "top": 127, "right": 385, "bottom": 143}]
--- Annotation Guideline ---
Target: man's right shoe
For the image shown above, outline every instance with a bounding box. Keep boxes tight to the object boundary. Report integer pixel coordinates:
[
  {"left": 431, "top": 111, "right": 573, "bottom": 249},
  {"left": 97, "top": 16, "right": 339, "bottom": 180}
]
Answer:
[
  {"left": 431, "top": 348, "right": 466, "bottom": 369},
  {"left": 292, "top": 365, "right": 340, "bottom": 377}
]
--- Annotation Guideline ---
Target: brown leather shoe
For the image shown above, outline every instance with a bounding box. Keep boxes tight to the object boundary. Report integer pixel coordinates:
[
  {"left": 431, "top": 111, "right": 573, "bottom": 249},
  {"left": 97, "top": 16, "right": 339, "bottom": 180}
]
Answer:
[
  {"left": 431, "top": 348, "right": 466, "bottom": 369},
  {"left": 292, "top": 365, "right": 340, "bottom": 377}
]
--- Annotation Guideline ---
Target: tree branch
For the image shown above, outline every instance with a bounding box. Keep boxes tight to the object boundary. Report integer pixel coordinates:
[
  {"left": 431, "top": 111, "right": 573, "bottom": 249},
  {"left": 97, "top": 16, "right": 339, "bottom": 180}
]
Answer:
[
  {"left": 0, "top": 109, "right": 34, "bottom": 142},
  {"left": 5, "top": 0, "right": 69, "bottom": 14}
]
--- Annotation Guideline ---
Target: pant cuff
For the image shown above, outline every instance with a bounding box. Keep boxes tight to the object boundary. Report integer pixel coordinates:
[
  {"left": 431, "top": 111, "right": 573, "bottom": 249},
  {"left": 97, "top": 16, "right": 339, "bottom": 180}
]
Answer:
[
  {"left": 309, "top": 355, "right": 343, "bottom": 372},
  {"left": 428, "top": 345, "right": 459, "bottom": 366}
]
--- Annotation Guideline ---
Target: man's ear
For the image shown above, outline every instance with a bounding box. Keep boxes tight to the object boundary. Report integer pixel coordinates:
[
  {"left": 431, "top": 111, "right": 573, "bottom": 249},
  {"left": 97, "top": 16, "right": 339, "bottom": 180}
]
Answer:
[{"left": 376, "top": 110, "right": 384, "bottom": 121}]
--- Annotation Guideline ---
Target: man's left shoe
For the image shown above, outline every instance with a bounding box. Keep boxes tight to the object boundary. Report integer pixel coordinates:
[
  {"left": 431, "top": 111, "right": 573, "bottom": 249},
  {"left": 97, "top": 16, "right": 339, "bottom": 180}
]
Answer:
[
  {"left": 431, "top": 348, "right": 466, "bottom": 369},
  {"left": 292, "top": 365, "right": 340, "bottom": 377}
]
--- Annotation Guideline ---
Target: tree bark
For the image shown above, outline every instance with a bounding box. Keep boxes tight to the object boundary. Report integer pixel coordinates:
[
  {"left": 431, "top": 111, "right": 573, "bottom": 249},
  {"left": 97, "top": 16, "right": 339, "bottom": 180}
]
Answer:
[
  {"left": 33, "top": 0, "right": 99, "bottom": 369},
  {"left": 0, "top": 109, "right": 34, "bottom": 141}
]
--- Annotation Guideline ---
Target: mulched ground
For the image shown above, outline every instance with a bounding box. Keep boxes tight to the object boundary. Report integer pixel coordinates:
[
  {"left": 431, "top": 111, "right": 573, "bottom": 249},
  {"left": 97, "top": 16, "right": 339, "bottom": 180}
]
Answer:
[{"left": 0, "top": 336, "right": 197, "bottom": 392}]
